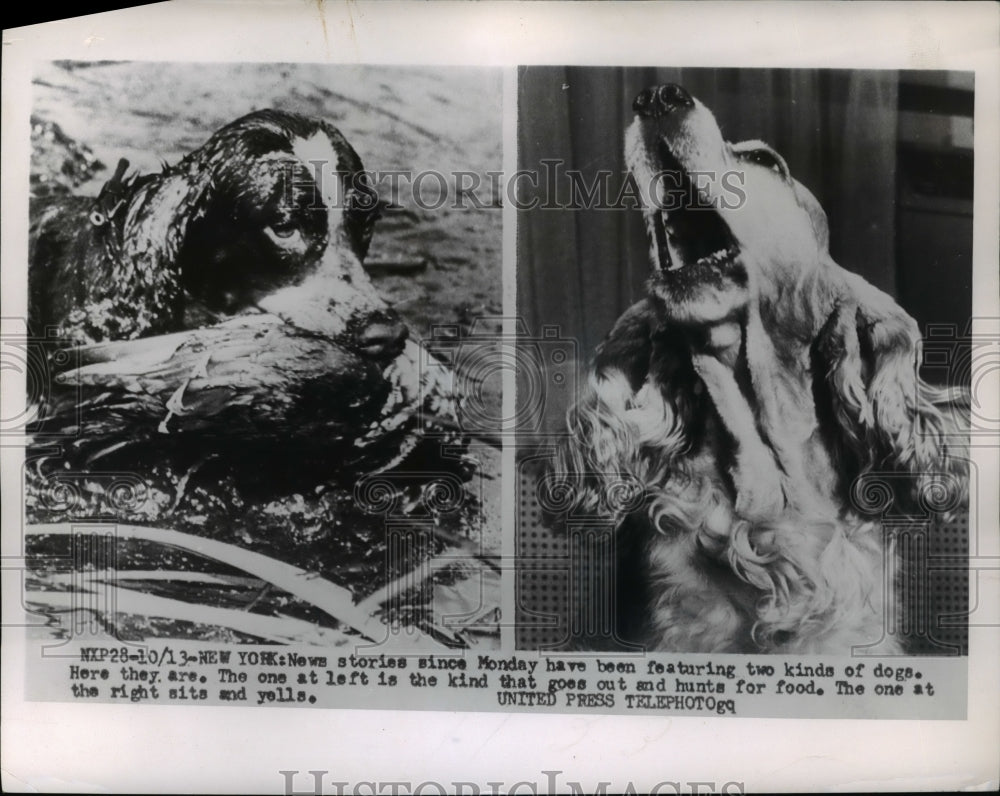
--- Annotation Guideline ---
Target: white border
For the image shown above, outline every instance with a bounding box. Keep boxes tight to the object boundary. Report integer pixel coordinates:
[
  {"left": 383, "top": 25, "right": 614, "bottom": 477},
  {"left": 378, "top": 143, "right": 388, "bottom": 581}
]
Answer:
[{"left": 3, "top": 1, "right": 998, "bottom": 792}]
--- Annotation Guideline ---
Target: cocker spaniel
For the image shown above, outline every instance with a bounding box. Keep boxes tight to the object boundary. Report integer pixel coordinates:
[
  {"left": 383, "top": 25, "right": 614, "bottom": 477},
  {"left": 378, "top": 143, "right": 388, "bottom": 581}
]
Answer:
[
  {"left": 28, "top": 108, "right": 443, "bottom": 470},
  {"left": 30, "top": 108, "right": 407, "bottom": 360},
  {"left": 551, "top": 84, "right": 968, "bottom": 654}
]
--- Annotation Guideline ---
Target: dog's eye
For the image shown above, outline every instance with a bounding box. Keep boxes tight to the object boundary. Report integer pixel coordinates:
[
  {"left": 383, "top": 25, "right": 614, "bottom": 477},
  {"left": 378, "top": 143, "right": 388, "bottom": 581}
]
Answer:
[
  {"left": 268, "top": 221, "right": 297, "bottom": 238},
  {"left": 263, "top": 220, "right": 307, "bottom": 250},
  {"left": 745, "top": 150, "right": 782, "bottom": 173},
  {"left": 732, "top": 141, "right": 790, "bottom": 180}
]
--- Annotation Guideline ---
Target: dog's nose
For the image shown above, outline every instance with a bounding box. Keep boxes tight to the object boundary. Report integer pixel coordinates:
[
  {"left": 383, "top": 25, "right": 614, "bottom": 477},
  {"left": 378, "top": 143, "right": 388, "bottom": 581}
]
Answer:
[
  {"left": 356, "top": 310, "right": 409, "bottom": 362},
  {"left": 633, "top": 84, "right": 694, "bottom": 117}
]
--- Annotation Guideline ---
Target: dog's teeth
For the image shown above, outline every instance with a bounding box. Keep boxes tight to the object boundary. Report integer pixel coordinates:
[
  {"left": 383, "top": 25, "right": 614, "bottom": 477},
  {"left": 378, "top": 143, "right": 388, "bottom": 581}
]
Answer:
[{"left": 692, "top": 248, "right": 733, "bottom": 268}]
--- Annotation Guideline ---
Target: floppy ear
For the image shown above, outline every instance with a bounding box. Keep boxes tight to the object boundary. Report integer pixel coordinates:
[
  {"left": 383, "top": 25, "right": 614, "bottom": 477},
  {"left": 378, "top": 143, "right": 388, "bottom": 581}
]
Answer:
[
  {"left": 816, "top": 269, "right": 962, "bottom": 502},
  {"left": 549, "top": 299, "right": 698, "bottom": 521},
  {"left": 550, "top": 300, "right": 657, "bottom": 518},
  {"left": 118, "top": 167, "right": 215, "bottom": 277}
]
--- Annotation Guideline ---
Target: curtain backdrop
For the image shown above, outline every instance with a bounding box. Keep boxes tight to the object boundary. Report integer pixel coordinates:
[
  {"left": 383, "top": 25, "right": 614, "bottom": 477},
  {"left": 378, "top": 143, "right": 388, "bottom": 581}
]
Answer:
[{"left": 516, "top": 67, "right": 899, "bottom": 357}]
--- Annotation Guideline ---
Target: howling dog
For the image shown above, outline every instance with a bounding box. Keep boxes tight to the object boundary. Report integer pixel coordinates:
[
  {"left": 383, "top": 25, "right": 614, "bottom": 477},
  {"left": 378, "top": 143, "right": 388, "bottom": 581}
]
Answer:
[{"left": 553, "top": 84, "right": 968, "bottom": 654}]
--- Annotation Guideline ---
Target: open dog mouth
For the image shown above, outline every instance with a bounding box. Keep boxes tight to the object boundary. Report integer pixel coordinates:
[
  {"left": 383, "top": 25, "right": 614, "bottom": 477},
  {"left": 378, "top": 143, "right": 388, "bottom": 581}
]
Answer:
[{"left": 646, "top": 146, "right": 741, "bottom": 278}]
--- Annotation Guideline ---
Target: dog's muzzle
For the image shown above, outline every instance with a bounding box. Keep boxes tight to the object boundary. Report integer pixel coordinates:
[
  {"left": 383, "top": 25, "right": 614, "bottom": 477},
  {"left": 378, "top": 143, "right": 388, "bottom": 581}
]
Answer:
[{"left": 632, "top": 84, "right": 694, "bottom": 118}]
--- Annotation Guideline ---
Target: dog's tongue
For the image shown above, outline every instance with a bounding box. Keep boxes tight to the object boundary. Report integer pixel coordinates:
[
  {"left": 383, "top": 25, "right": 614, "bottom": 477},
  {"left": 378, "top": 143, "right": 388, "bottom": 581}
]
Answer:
[
  {"left": 646, "top": 210, "right": 671, "bottom": 272},
  {"left": 663, "top": 215, "right": 685, "bottom": 270}
]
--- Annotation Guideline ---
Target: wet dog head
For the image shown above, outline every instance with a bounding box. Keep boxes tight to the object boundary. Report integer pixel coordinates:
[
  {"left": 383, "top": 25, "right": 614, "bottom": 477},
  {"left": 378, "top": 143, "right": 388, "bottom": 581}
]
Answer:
[
  {"left": 32, "top": 109, "right": 407, "bottom": 362},
  {"left": 625, "top": 84, "right": 832, "bottom": 329},
  {"left": 175, "top": 109, "right": 407, "bottom": 362}
]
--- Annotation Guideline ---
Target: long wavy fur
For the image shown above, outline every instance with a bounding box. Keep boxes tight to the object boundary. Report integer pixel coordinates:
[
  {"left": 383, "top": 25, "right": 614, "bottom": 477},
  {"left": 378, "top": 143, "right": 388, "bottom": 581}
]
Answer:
[{"left": 555, "top": 344, "right": 968, "bottom": 652}]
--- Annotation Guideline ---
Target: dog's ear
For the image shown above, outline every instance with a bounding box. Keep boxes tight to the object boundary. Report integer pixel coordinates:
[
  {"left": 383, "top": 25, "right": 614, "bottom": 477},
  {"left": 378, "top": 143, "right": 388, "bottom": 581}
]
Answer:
[
  {"left": 552, "top": 300, "right": 655, "bottom": 516},
  {"left": 119, "top": 170, "right": 216, "bottom": 277},
  {"left": 551, "top": 299, "right": 694, "bottom": 522},
  {"left": 816, "top": 269, "right": 963, "bottom": 503}
]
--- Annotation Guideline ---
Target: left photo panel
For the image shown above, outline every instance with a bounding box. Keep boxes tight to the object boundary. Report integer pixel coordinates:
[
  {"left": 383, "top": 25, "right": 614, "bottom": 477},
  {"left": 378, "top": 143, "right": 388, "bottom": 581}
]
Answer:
[{"left": 22, "top": 62, "right": 503, "bottom": 665}]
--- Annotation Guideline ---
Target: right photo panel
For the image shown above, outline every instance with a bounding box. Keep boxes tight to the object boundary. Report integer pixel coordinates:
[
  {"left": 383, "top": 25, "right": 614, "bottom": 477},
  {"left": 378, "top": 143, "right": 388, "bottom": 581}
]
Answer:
[{"left": 515, "top": 66, "right": 973, "bottom": 661}]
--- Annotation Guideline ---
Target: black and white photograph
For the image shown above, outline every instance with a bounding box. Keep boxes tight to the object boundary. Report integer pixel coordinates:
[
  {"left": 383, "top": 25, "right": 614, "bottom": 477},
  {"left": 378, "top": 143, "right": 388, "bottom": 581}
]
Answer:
[
  {"left": 21, "top": 61, "right": 503, "bottom": 651},
  {"left": 517, "top": 67, "right": 973, "bottom": 658},
  {"left": 2, "top": 2, "right": 998, "bottom": 794}
]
